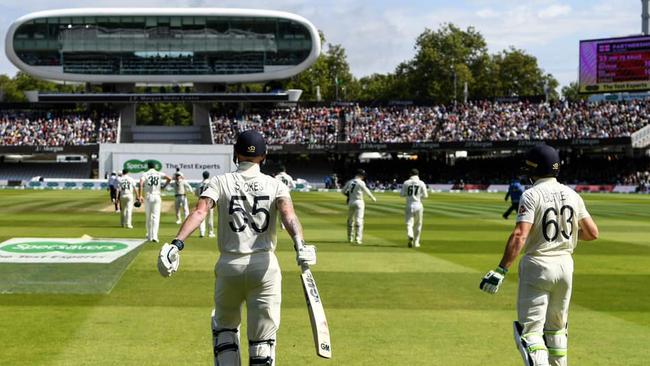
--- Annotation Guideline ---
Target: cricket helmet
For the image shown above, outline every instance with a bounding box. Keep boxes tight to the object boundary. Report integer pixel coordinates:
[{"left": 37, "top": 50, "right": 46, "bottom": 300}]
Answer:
[{"left": 523, "top": 144, "right": 560, "bottom": 178}]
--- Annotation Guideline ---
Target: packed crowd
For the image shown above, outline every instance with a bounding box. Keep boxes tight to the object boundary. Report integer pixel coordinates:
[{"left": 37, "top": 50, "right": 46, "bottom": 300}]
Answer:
[
  {"left": 212, "top": 100, "right": 650, "bottom": 144},
  {"left": 212, "top": 107, "right": 339, "bottom": 144},
  {"left": 0, "top": 114, "right": 118, "bottom": 145}
]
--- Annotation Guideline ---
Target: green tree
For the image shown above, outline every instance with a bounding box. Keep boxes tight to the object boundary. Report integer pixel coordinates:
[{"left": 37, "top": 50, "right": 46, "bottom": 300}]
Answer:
[
  {"left": 561, "top": 82, "right": 586, "bottom": 102},
  {"left": 492, "top": 47, "right": 558, "bottom": 98},
  {"left": 402, "top": 23, "right": 490, "bottom": 102},
  {"left": 377, "top": 24, "right": 559, "bottom": 102},
  {"left": 0, "top": 72, "right": 83, "bottom": 102},
  {"left": 356, "top": 73, "right": 398, "bottom": 101},
  {"left": 284, "top": 31, "right": 358, "bottom": 101}
]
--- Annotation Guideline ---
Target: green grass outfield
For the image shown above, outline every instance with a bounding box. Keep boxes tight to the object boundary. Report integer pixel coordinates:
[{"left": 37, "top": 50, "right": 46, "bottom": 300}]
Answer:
[{"left": 0, "top": 189, "right": 649, "bottom": 365}]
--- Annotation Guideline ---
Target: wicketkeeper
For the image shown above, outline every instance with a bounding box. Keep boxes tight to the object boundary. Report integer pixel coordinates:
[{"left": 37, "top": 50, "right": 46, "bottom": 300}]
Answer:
[
  {"left": 157, "top": 130, "right": 316, "bottom": 366},
  {"left": 480, "top": 144, "right": 599, "bottom": 366}
]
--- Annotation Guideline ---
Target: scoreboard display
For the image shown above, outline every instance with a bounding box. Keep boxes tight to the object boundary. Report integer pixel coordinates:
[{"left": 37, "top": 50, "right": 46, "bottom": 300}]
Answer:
[{"left": 579, "top": 35, "right": 650, "bottom": 93}]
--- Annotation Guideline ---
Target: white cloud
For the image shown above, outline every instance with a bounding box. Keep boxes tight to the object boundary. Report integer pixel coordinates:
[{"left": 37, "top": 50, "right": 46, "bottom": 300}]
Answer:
[
  {"left": 538, "top": 4, "right": 571, "bottom": 19},
  {"left": 476, "top": 8, "right": 499, "bottom": 18}
]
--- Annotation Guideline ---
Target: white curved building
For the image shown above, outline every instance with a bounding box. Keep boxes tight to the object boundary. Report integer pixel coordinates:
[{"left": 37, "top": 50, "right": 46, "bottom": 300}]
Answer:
[{"left": 5, "top": 8, "right": 321, "bottom": 83}]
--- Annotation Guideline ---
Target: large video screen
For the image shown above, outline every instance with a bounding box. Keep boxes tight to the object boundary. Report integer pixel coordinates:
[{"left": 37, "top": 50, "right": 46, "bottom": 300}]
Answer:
[{"left": 580, "top": 35, "right": 650, "bottom": 93}]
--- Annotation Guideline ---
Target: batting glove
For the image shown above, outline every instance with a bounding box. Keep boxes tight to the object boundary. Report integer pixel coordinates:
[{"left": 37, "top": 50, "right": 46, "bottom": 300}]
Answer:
[
  {"left": 480, "top": 266, "right": 507, "bottom": 294},
  {"left": 296, "top": 244, "right": 317, "bottom": 266},
  {"left": 157, "top": 239, "right": 184, "bottom": 277}
]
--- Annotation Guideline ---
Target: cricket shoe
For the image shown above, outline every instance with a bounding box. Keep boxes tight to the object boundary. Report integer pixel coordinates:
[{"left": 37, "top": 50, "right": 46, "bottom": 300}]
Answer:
[
  {"left": 175, "top": 220, "right": 182, "bottom": 224},
  {"left": 208, "top": 233, "right": 216, "bottom": 238},
  {"left": 414, "top": 242, "right": 420, "bottom": 248},
  {"left": 408, "top": 237, "right": 414, "bottom": 248},
  {"left": 127, "top": 225, "right": 133, "bottom": 229}
]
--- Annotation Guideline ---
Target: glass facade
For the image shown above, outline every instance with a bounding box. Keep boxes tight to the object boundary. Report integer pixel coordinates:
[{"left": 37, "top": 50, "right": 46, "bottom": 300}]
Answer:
[{"left": 13, "top": 15, "right": 313, "bottom": 75}]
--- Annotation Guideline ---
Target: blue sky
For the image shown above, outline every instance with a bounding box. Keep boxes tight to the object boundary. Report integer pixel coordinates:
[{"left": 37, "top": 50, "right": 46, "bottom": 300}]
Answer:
[{"left": 0, "top": 0, "right": 641, "bottom": 87}]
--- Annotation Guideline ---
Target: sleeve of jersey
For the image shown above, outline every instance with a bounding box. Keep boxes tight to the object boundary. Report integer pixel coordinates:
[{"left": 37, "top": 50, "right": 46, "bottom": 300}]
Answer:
[
  {"left": 516, "top": 191, "right": 536, "bottom": 223},
  {"left": 421, "top": 182, "right": 429, "bottom": 198},
  {"left": 576, "top": 195, "right": 591, "bottom": 220},
  {"left": 200, "top": 178, "right": 221, "bottom": 204},
  {"left": 276, "top": 179, "right": 291, "bottom": 198}
]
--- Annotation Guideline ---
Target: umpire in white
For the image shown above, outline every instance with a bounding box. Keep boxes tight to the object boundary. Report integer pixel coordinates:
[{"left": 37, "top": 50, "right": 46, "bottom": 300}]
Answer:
[
  {"left": 156, "top": 130, "right": 316, "bottom": 366},
  {"left": 480, "top": 144, "right": 599, "bottom": 366}
]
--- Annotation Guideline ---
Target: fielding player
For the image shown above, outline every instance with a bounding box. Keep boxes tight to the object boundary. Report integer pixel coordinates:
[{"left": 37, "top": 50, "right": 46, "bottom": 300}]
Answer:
[
  {"left": 479, "top": 144, "right": 599, "bottom": 366},
  {"left": 195, "top": 170, "right": 215, "bottom": 238},
  {"left": 172, "top": 172, "right": 193, "bottom": 224},
  {"left": 503, "top": 178, "right": 525, "bottom": 219},
  {"left": 117, "top": 168, "right": 138, "bottom": 229},
  {"left": 342, "top": 169, "right": 377, "bottom": 244},
  {"left": 274, "top": 165, "right": 295, "bottom": 190},
  {"left": 138, "top": 162, "right": 172, "bottom": 243},
  {"left": 108, "top": 171, "right": 119, "bottom": 212},
  {"left": 274, "top": 165, "right": 295, "bottom": 230},
  {"left": 156, "top": 130, "right": 316, "bottom": 366},
  {"left": 400, "top": 168, "right": 428, "bottom": 248}
]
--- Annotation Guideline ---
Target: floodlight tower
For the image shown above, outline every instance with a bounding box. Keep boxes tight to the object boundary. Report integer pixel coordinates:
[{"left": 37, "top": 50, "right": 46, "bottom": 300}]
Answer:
[{"left": 641, "top": 0, "right": 650, "bottom": 36}]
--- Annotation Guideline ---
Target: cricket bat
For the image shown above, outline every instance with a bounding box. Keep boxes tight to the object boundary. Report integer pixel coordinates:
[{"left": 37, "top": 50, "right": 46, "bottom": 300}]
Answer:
[{"left": 300, "top": 263, "right": 332, "bottom": 359}]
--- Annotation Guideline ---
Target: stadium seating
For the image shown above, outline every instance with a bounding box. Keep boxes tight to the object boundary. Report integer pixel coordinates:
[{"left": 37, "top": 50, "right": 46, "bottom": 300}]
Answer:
[
  {"left": 211, "top": 100, "right": 650, "bottom": 144},
  {"left": 0, "top": 114, "right": 118, "bottom": 145}
]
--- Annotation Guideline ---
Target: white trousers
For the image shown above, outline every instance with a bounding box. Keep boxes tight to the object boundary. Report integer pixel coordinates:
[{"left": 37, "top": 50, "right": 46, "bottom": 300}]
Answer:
[
  {"left": 145, "top": 194, "right": 162, "bottom": 241},
  {"left": 518, "top": 255, "right": 573, "bottom": 366},
  {"left": 175, "top": 194, "right": 189, "bottom": 222},
  {"left": 213, "top": 252, "right": 282, "bottom": 342},
  {"left": 200, "top": 208, "right": 215, "bottom": 236},
  {"left": 120, "top": 195, "right": 134, "bottom": 227},
  {"left": 347, "top": 200, "right": 365, "bottom": 243},
  {"left": 405, "top": 203, "right": 423, "bottom": 245}
]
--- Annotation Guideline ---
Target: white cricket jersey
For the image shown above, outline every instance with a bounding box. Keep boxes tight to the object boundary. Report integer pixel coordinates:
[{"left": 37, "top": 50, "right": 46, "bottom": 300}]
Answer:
[
  {"left": 117, "top": 176, "right": 137, "bottom": 197},
  {"left": 275, "top": 172, "right": 295, "bottom": 189},
  {"left": 201, "top": 162, "right": 290, "bottom": 254},
  {"left": 196, "top": 178, "right": 211, "bottom": 197},
  {"left": 343, "top": 178, "right": 375, "bottom": 205},
  {"left": 140, "top": 169, "right": 166, "bottom": 196},
  {"left": 400, "top": 176, "right": 428, "bottom": 205},
  {"left": 517, "top": 178, "right": 591, "bottom": 256},
  {"left": 173, "top": 180, "right": 192, "bottom": 195}
]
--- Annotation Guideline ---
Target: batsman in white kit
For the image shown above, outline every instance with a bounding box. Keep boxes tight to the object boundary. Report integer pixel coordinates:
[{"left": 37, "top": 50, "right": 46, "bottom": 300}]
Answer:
[
  {"left": 342, "top": 169, "right": 376, "bottom": 244},
  {"left": 117, "top": 168, "right": 138, "bottom": 229},
  {"left": 157, "top": 130, "right": 317, "bottom": 365},
  {"left": 480, "top": 144, "right": 599, "bottom": 366},
  {"left": 400, "top": 169, "right": 428, "bottom": 248},
  {"left": 138, "top": 162, "right": 172, "bottom": 243},
  {"left": 172, "top": 172, "right": 193, "bottom": 224},
  {"left": 196, "top": 170, "right": 216, "bottom": 238}
]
